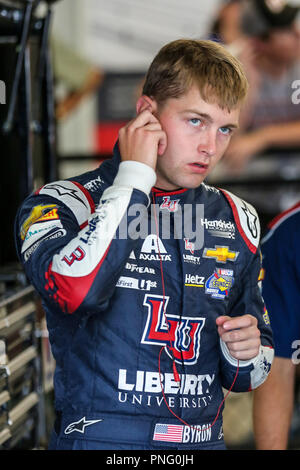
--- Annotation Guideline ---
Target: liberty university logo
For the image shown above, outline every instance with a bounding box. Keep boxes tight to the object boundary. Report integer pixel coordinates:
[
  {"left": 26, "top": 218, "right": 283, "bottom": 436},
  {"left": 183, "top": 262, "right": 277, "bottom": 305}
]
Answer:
[{"left": 141, "top": 294, "right": 205, "bottom": 365}]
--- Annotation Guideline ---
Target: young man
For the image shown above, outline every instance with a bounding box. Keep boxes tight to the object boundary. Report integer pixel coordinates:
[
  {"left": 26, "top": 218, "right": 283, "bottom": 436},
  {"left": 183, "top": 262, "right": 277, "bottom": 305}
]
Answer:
[{"left": 15, "top": 39, "right": 273, "bottom": 450}]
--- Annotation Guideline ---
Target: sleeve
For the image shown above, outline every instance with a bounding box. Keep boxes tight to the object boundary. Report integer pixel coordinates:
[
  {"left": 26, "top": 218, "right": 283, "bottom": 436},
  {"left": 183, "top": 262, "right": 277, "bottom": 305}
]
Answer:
[
  {"left": 15, "top": 161, "right": 156, "bottom": 315},
  {"left": 219, "top": 248, "right": 274, "bottom": 392},
  {"left": 261, "top": 216, "right": 300, "bottom": 359}
]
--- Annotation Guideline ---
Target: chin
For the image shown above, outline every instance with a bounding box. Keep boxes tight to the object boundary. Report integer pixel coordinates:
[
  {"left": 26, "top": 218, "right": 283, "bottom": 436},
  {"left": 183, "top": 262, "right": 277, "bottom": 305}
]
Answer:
[{"left": 180, "top": 176, "right": 206, "bottom": 189}]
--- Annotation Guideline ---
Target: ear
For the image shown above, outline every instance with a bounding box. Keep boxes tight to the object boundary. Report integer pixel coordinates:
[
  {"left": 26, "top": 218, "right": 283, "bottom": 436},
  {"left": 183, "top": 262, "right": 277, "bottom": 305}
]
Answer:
[{"left": 136, "top": 95, "right": 158, "bottom": 115}]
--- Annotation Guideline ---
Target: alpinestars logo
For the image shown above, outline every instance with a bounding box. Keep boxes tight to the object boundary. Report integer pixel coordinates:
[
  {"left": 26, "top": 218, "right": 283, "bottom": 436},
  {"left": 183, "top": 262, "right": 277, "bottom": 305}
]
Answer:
[
  {"left": 242, "top": 202, "right": 258, "bottom": 239},
  {"left": 141, "top": 294, "right": 205, "bottom": 365},
  {"left": 64, "top": 417, "right": 103, "bottom": 434}
]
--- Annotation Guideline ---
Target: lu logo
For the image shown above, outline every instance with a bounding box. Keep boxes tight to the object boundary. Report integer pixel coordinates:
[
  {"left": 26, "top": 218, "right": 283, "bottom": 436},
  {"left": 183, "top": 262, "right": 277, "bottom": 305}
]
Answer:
[
  {"left": 160, "top": 196, "right": 180, "bottom": 213},
  {"left": 141, "top": 294, "right": 205, "bottom": 365}
]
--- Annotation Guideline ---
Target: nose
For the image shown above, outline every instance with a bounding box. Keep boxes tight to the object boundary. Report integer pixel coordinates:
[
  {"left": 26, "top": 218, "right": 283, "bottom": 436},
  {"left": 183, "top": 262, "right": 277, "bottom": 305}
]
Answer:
[{"left": 197, "top": 129, "right": 217, "bottom": 157}]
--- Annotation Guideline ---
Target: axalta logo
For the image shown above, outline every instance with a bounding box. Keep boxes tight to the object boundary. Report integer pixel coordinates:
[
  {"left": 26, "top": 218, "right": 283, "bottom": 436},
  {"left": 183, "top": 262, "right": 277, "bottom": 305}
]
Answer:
[
  {"left": 141, "top": 294, "right": 205, "bottom": 365},
  {"left": 132, "top": 235, "right": 172, "bottom": 262}
]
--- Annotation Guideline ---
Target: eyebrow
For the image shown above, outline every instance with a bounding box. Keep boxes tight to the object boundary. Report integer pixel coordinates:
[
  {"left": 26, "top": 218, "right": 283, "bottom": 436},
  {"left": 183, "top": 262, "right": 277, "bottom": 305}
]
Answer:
[{"left": 184, "top": 110, "right": 239, "bottom": 129}]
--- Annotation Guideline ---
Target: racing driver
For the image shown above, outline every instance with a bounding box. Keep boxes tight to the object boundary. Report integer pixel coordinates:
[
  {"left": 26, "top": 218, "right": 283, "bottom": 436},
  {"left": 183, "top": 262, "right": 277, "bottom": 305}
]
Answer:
[{"left": 15, "top": 39, "right": 274, "bottom": 450}]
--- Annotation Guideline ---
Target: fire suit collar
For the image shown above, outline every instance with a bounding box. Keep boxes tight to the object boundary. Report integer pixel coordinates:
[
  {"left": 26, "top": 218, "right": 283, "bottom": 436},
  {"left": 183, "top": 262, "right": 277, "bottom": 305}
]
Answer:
[{"left": 152, "top": 187, "right": 188, "bottom": 197}]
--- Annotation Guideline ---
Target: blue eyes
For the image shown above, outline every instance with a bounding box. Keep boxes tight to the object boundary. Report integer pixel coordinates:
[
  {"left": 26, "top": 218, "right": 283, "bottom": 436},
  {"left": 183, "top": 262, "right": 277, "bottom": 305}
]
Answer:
[
  {"left": 189, "top": 118, "right": 231, "bottom": 135},
  {"left": 219, "top": 127, "right": 231, "bottom": 135},
  {"left": 190, "top": 118, "right": 201, "bottom": 126}
]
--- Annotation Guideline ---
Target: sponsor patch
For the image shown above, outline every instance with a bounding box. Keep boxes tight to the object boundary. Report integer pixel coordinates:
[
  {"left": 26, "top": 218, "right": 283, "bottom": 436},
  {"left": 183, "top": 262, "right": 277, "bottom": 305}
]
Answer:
[
  {"left": 21, "top": 220, "right": 63, "bottom": 253},
  {"left": 203, "top": 246, "right": 239, "bottom": 263},
  {"left": 184, "top": 274, "right": 205, "bottom": 287},
  {"left": 182, "top": 254, "right": 201, "bottom": 265},
  {"left": 205, "top": 268, "right": 234, "bottom": 299},
  {"left": 138, "top": 235, "right": 172, "bottom": 262},
  {"left": 20, "top": 204, "right": 57, "bottom": 240},
  {"left": 125, "top": 262, "right": 155, "bottom": 275},
  {"left": 184, "top": 238, "right": 195, "bottom": 254},
  {"left": 23, "top": 228, "right": 66, "bottom": 261},
  {"left": 200, "top": 217, "right": 235, "bottom": 240},
  {"left": 116, "top": 276, "right": 157, "bottom": 291}
]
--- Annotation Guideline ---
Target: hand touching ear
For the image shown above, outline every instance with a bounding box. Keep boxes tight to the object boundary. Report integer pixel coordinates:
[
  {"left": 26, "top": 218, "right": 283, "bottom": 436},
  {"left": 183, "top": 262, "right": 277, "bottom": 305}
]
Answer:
[{"left": 118, "top": 95, "right": 167, "bottom": 170}]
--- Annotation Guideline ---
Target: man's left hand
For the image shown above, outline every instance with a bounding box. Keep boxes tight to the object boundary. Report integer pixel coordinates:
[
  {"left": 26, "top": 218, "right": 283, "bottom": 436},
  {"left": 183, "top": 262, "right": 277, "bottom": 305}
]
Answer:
[{"left": 216, "top": 314, "right": 261, "bottom": 360}]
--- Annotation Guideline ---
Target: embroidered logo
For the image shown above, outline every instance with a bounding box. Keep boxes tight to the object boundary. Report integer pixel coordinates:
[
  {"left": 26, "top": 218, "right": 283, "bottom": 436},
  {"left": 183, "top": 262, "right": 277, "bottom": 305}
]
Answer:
[{"left": 64, "top": 417, "right": 103, "bottom": 435}]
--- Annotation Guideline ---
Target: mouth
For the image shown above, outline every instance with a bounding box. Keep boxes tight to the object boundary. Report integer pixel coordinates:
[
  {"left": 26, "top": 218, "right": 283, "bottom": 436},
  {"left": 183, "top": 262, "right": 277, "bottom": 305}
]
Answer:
[{"left": 188, "top": 162, "right": 209, "bottom": 174}]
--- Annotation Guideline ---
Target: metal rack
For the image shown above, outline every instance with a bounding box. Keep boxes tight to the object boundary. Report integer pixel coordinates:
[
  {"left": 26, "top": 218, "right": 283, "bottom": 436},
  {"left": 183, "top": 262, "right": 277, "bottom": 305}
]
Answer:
[{"left": 0, "top": 285, "right": 43, "bottom": 449}]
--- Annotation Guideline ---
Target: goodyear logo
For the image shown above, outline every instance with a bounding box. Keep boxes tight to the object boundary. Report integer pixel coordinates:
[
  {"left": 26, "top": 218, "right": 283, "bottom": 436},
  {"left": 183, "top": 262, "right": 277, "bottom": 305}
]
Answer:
[{"left": 20, "top": 204, "right": 58, "bottom": 240}]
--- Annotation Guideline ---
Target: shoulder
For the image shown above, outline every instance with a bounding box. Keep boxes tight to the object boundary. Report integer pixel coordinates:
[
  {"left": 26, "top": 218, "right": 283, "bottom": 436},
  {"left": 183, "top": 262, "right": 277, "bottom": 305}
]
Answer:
[
  {"left": 18, "top": 166, "right": 108, "bottom": 229},
  {"left": 218, "top": 188, "right": 260, "bottom": 253},
  {"left": 200, "top": 185, "right": 260, "bottom": 253},
  {"left": 35, "top": 178, "right": 96, "bottom": 227},
  {"left": 262, "top": 201, "right": 300, "bottom": 246},
  {"left": 198, "top": 184, "right": 260, "bottom": 253}
]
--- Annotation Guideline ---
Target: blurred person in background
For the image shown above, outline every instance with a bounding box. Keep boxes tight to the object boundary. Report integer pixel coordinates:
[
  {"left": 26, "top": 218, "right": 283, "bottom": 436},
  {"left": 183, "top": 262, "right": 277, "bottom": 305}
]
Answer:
[
  {"left": 213, "top": 0, "right": 300, "bottom": 172},
  {"left": 253, "top": 202, "right": 300, "bottom": 449},
  {"left": 209, "top": 0, "right": 242, "bottom": 45},
  {"left": 51, "top": 37, "right": 103, "bottom": 121}
]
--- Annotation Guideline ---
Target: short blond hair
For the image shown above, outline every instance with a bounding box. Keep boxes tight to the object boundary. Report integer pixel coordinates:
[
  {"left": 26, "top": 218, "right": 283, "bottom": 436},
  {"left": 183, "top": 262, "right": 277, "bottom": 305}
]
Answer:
[{"left": 142, "top": 39, "right": 248, "bottom": 110}]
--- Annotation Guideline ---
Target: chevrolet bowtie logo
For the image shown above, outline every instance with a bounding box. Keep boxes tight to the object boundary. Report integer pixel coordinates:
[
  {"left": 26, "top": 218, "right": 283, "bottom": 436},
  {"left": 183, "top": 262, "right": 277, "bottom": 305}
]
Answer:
[{"left": 203, "top": 246, "right": 239, "bottom": 263}]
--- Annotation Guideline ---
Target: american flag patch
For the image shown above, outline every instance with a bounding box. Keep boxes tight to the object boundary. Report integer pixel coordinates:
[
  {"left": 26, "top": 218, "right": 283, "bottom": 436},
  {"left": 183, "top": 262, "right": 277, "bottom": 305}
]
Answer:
[{"left": 153, "top": 423, "right": 183, "bottom": 443}]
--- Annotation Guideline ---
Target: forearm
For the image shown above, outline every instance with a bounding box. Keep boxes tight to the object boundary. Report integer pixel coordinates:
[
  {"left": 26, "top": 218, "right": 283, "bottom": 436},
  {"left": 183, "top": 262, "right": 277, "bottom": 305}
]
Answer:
[
  {"left": 256, "top": 121, "right": 300, "bottom": 149},
  {"left": 253, "top": 357, "right": 295, "bottom": 449},
  {"left": 16, "top": 161, "right": 156, "bottom": 314}
]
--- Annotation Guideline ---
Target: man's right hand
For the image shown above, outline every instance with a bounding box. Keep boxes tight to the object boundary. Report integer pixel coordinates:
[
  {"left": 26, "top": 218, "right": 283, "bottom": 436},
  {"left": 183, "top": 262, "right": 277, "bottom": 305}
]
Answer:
[{"left": 118, "top": 107, "right": 167, "bottom": 171}]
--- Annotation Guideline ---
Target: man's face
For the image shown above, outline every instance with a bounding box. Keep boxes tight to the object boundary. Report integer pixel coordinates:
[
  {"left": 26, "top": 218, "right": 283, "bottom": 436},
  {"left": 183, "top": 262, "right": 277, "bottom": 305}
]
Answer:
[
  {"left": 153, "top": 86, "right": 240, "bottom": 190},
  {"left": 265, "top": 24, "right": 300, "bottom": 64}
]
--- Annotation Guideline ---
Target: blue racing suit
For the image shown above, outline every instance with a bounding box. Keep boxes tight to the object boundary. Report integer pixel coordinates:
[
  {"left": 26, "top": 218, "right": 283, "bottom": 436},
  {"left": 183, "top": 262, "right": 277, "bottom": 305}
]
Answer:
[
  {"left": 261, "top": 202, "right": 300, "bottom": 359},
  {"left": 14, "top": 143, "right": 274, "bottom": 450}
]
